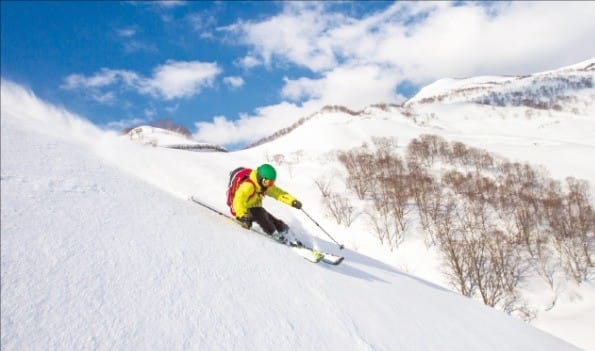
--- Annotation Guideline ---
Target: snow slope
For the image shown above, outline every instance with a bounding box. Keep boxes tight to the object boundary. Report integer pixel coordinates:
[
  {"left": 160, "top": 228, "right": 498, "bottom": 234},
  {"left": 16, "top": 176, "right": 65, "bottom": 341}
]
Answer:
[{"left": 0, "top": 84, "right": 584, "bottom": 349}]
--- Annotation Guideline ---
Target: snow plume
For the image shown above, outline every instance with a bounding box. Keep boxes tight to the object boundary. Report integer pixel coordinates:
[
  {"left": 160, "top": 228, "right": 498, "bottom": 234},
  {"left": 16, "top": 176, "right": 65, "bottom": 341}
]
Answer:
[
  {"left": 1, "top": 79, "right": 106, "bottom": 143},
  {"left": 1, "top": 79, "right": 204, "bottom": 199}
]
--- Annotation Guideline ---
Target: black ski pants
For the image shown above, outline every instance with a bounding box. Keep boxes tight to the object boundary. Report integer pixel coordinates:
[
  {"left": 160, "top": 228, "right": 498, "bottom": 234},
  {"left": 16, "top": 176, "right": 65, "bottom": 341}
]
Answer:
[{"left": 249, "top": 207, "right": 287, "bottom": 235}]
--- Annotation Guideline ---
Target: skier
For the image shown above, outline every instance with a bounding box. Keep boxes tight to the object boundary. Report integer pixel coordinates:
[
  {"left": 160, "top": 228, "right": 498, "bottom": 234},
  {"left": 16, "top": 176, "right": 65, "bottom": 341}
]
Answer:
[{"left": 228, "top": 164, "right": 302, "bottom": 242}]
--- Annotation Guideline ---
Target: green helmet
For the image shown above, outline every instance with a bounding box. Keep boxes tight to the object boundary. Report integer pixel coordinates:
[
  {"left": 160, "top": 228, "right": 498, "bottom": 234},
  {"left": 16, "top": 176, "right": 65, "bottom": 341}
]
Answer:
[{"left": 257, "top": 164, "right": 277, "bottom": 181}]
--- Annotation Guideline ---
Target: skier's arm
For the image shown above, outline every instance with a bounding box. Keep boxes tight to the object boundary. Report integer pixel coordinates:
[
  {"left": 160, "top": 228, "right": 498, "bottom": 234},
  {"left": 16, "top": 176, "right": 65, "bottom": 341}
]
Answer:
[
  {"left": 233, "top": 182, "right": 255, "bottom": 218},
  {"left": 266, "top": 185, "right": 298, "bottom": 207}
]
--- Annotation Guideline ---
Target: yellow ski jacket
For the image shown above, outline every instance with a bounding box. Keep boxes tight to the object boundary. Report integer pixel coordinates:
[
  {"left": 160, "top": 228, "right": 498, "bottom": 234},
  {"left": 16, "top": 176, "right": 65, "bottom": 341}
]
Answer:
[{"left": 232, "top": 169, "right": 296, "bottom": 218}]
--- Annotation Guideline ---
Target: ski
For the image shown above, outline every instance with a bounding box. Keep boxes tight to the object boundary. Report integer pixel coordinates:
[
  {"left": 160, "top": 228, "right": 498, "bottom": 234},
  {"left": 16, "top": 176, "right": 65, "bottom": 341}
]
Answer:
[
  {"left": 189, "top": 196, "right": 344, "bottom": 265},
  {"left": 237, "top": 223, "right": 325, "bottom": 263}
]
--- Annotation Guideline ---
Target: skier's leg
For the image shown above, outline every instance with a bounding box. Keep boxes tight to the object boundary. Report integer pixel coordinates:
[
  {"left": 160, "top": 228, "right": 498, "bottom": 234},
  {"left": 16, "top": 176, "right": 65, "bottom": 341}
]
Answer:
[
  {"left": 249, "top": 207, "right": 276, "bottom": 235},
  {"left": 263, "top": 210, "right": 289, "bottom": 243},
  {"left": 266, "top": 211, "right": 289, "bottom": 233}
]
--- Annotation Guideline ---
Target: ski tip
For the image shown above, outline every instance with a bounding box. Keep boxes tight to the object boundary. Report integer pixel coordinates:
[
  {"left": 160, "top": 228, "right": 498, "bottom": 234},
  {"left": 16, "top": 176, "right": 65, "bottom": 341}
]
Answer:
[{"left": 322, "top": 256, "right": 344, "bottom": 265}]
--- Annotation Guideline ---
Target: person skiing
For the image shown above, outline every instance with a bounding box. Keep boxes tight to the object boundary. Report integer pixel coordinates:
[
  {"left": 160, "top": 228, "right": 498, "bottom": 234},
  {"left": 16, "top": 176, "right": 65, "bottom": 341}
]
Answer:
[{"left": 228, "top": 164, "right": 302, "bottom": 242}]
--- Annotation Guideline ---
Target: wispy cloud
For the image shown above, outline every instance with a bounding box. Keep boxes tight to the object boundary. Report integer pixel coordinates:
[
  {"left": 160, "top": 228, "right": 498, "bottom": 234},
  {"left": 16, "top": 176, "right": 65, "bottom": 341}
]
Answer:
[
  {"left": 236, "top": 56, "right": 261, "bottom": 70},
  {"left": 62, "top": 60, "right": 222, "bottom": 102},
  {"left": 165, "top": 103, "right": 180, "bottom": 114},
  {"left": 187, "top": 12, "right": 217, "bottom": 38},
  {"left": 114, "top": 26, "right": 157, "bottom": 53},
  {"left": 125, "top": 0, "right": 187, "bottom": 25},
  {"left": 223, "top": 76, "right": 245, "bottom": 89},
  {"left": 126, "top": 0, "right": 186, "bottom": 9},
  {"left": 143, "top": 60, "right": 222, "bottom": 99},
  {"left": 122, "top": 40, "right": 158, "bottom": 54},
  {"left": 62, "top": 68, "right": 129, "bottom": 90},
  {"left": 144, "top": 107, "right": 157, "bottom": 118},
  {"left": 91, "top": 91, "right": 117, "bottom": 105},
  {"left": 116, "top": 27, "right": 137, "bottom": 38},
  {"left": 155, "top": 0, "right": 186, "bottom": 9}
]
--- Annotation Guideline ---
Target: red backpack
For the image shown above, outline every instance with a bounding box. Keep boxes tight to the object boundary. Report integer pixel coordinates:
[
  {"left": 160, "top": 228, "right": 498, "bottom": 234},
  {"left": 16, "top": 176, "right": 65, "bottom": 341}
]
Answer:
[{"left": 226, "top": 167, "right": 257, "bottom": 216}]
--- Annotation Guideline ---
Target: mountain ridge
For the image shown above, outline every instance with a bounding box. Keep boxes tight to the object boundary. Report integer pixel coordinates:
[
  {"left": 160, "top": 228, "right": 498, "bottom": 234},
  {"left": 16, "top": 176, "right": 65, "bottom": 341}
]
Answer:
[{"left": 243, "top": 58, "right": 594, "bottom": 150}]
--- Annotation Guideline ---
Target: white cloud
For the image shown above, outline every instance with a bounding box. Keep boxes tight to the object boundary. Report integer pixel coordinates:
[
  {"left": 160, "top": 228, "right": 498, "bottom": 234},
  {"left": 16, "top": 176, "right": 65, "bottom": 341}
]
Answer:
[
  {"left": 114, "top": 26, "right": 157, "bottom": 53},
  {"left": 282, "top": 64, "right": 405, "bottom": 108},
  {"left": 62, "top": 68, "right": 129, "bottom": 90},
  {"left": 144, "top": 108, "right": 157, "bottom": 118},
  {"left": 231, "top": 1, "right": 595, "bottom": 80},
  {"left": 193, "top": 115, "right": 241, "bottom": 144},
  {"left": 365, "top": 2, "right": 595, "bottom": 80},
  {"left": 142, "top": 60, "right": 222, "bottom": 100},
  {"left": 236, "top": 56, "right": 261, "bottom": 69},
  {"left": 62, "top": 60, "right": 222, "bottom": 102},
  {"left": 223, "top": 76, "right": 245, "bottom": 89},
  {"left": 116, "top": 28, "right": 137, "bottom": 38},
  {"left": 228, "top": 2, "right": 342, "bottom": 72},
  {"left": 193, "top": 101, "right": 323, "bottom": 146},
  {"left": 155, "top": 0, "right": 186, "bottom": 8},
  {"left": 165, "top": 103, "right": 180, "bottom": 113},
  {"left": 91, "top": 91, "right": 116, "bottom": 105},
  {"left": 127, "top": 0, "right": 185, "bottom": 9},
  {"left": 122, "top": 40, "right": 157, "bottom": 54},
  {"left": 187, "top": 12, "right": 217, "bottom": 36}
]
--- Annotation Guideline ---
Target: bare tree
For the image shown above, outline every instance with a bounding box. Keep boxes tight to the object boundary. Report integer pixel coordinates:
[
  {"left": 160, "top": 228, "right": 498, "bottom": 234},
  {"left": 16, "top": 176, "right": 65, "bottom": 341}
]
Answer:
[
  {"left": 367, "top": 194, "right": 401, "bottom": 249},
  {"left": 566, "top": 177, "right": 595, "bottom": 269},
  {"left": 314, "top": 176, "right": 333, "bottom": 199},
  {"left": 338, "top": 144, "right": 376, "bottom": 200},
  {"left": 272, "top": 154, "right": 285, "bottom": 166},
  {"left": 433, "top": 195, "right": 475, "bottom": 297},
  {"left": 323, "top": 192, "right": 356, "bottom": 226},
  {"left": 544, "top": 178, "right": 594, "bottom": 283}
]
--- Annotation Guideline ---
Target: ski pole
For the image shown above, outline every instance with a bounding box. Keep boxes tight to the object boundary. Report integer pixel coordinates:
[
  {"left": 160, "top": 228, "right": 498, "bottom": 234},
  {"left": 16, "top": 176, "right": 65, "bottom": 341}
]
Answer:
[
  {"left": 189, "top": 196, "right": 230, "bottom": 218},
  {"left": 300, "top": 208, "right": 344, "bottom": 250}
]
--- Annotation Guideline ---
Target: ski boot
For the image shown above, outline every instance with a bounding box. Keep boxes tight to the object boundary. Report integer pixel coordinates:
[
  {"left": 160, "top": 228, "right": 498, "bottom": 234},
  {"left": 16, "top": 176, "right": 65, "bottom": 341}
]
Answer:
[
  {"left": 271, "top": 230, "right": 287, "bottom": 244},
  {"left": 271, "top": 224, "right": 289, "bottom": 244}
]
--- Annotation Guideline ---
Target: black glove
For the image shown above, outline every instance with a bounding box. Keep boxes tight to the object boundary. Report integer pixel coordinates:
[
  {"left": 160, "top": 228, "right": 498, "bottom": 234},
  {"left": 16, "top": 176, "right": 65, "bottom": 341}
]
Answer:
[
  {"left": 237, "top": 216, "right": 252, "bottom": 229},
  {"left": 291, "top": 200, "right": 302, "bottom": 209}
]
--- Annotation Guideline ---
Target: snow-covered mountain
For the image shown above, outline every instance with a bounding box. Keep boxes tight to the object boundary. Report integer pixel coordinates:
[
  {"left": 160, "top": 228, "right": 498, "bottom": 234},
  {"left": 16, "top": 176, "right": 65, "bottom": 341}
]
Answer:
[
  {"left": 1, "top": 57, "right": 594, "bottom": 351},
  {"left": 126, "top": 125, "right": 228, "bottom": 152},
  {"left": 406, "top": 58, "right": 594, "bottom": 113},
  {"left": 246, "top": 59, "right": 594, "bottom": 153}
]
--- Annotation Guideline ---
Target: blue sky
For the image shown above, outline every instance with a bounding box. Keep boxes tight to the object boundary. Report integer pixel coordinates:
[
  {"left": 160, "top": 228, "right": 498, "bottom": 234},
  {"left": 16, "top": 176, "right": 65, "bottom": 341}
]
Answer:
[{"left": 2, "top": 1, "right": 594, "bottom": 149}]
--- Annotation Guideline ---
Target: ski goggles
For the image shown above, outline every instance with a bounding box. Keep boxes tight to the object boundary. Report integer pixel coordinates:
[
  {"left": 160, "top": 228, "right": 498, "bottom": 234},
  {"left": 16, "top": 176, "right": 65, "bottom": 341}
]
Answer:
[{"left": 261, "top": 178, "right": 275, "bottom": 187}]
